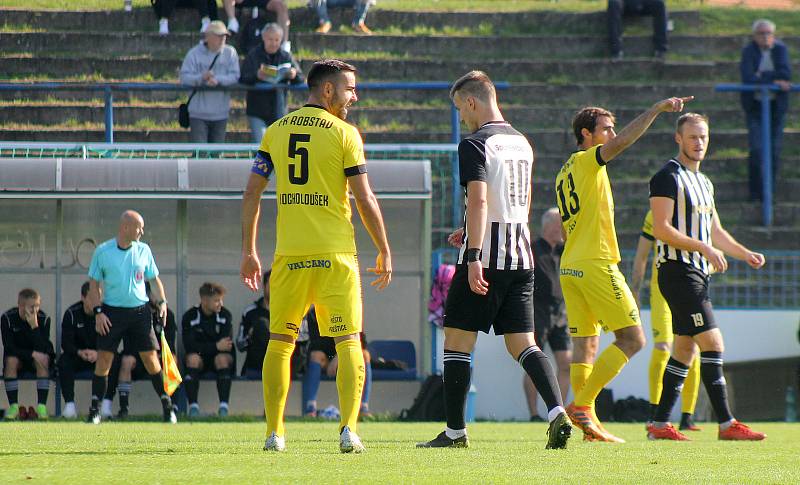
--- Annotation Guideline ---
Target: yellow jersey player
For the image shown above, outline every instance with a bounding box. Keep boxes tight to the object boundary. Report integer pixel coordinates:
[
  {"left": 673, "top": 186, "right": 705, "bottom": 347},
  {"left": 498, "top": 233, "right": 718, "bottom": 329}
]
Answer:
[
  {"left": 556, "top": 97, "right": 692, "bottom": 442},
  {"left": 240, "top": 59, "right": 392, "bottom": 453},
  {"left": 631, "top": 210, "right": 701, "bottom": 431}
]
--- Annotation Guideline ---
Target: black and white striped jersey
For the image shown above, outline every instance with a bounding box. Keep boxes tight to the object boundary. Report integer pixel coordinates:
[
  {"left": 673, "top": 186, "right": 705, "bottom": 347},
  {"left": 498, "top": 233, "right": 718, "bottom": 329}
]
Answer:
[
  {"left": 649, "top": 158, "right": 716, "bottom": 274},
  {"left": 456, "top": 121, "right": 534, "bottom": 270}
]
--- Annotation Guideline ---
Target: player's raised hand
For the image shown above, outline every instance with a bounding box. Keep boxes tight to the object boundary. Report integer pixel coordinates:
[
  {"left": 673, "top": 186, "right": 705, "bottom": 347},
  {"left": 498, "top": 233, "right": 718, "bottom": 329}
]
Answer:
[
  {"left": 368, "top": 251, "right": 392, "bottom": 290},
  {"left": 467, "top": 260, "right": 489, "bottom": 295},
  {"left": 655, "top": 96, "right": 694, "bottom": 113},
  {"left": 447, "top": 228, "right": 464, "bottom": 248},
  {"left": 746, "top": 251, "right": 766, "bottom": 269},
  {"left": 240, "top": 252, "right": 262, "bottom": 292}
]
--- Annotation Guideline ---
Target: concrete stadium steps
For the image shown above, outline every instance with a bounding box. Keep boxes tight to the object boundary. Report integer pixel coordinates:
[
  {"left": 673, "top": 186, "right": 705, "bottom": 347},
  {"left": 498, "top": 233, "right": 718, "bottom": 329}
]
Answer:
[
  {"left": 0, "top": 83, "right": 749, "bottom": 108},
  {"left": 7, "top": 31, "right": 799, "bottom": 60},
  {"left": 8, "top": 104, "right": 790, "bottom": 132},
  {"left": 0, "top": 7, "right": 701, "bottom": 35},
  {"left": 2, "top": 54, "right": 774, "bottom": 82}
]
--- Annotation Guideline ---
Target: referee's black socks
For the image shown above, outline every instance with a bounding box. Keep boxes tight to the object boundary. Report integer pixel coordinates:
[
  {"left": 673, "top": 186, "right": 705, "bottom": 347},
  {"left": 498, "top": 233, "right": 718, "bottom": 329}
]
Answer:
[
  {"left": 518, "top": 345, "right": 564, "bottom": 417},
  {"left": 91, "top": 374, "right": 108, "bottom": 411},
  {"left": 700, "top": 351, "right": 734, "bottom": 424},
  {"left": 653, "top": 358, "right": 688, "bottom": 424},
  {"left": 149, "top": 371, "right": 171, "bottom": 407},
  {"left": 443, "top": 350, "right": 472, "bottom": 434}
]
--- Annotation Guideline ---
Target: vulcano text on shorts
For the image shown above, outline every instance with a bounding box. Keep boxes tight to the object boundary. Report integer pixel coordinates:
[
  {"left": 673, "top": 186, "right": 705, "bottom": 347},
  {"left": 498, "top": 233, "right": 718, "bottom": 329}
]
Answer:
[{"left": 286, "top": 259, "right": 332, "bottom": 270}]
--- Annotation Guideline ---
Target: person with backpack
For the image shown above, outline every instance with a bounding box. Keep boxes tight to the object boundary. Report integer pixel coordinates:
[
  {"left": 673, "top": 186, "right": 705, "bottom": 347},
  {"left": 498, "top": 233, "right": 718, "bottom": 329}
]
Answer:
[{"left": 179, "top": 21, "right": 240, "bottom": 143}]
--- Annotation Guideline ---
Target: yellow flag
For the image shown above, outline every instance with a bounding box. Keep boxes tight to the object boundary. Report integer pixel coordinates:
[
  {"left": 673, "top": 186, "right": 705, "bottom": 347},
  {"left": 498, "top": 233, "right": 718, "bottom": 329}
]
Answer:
[{"left": 161, "top": 330, "right": 182, "bottom": 396}]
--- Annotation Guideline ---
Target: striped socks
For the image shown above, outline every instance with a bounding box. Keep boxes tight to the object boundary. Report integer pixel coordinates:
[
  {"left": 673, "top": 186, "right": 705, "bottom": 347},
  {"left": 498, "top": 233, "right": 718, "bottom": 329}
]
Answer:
[
  {"left": 653, "top": 358, "right": 689, "bottom": 424},
  {"left": 517, "top": 345, "right": 564, "bottom": 419},
  {"left": 700, "top": 351, "right": 733, "bottom": 424}
]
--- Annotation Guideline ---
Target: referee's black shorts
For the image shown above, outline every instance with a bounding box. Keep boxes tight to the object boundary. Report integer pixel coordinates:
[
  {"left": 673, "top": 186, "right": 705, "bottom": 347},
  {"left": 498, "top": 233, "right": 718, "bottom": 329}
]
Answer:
[
  {"left": 444, "top": 265, "right": 535, "bottom": 335},
  {"left": 97, "top": 304, "right": 159, "bottom": 354},
  {"left": 657, "top": 260, "right": 717, "bottom": 337}
]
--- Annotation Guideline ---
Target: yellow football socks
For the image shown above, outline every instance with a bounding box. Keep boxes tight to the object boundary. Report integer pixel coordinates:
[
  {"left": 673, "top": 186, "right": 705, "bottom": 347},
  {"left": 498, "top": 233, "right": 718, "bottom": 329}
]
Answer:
[
  {"left": 682, "top": 356, "right": 701, "bottom": 414},
  {"left": 335, "top": 339, "right": 365, "bottom": 433},
  {"left": 574, "top": 344, "right": 628, "bottom": 408},
  {"left": 649, "top": 347, "right": 670, "bottom": 405},
  {"left": 570, "top": 363, "right": 593, "bottom": 399},
  {"left": 263, "top": 339, "right": 295, "bottom": 437}
]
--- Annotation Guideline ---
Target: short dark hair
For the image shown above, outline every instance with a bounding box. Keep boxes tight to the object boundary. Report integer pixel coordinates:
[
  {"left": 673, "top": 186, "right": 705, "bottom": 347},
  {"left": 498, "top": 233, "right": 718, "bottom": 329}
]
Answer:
[
  {"left": 307, "top": 59, "right": 357, "bottom": 91},
  {"left": 572, "top": 106, "right": 615, "bottom": 145},
  {"left": 81, "top": 281, "right": 91, "bottom": 297},
  {"left": 449, "top": 70, "right": 495, "bottom": 102},
  {"left": 18, "top": 288, "right": 39, "bottom": 301},
  {"left": 199, "top": 282, "right": 226, "bottom": 298},
  {"left": 676, "top": 112, "right": 709, "bottom": 134},
  {"left": 262, "top": 269, "right": 272, "bottom": 287}
]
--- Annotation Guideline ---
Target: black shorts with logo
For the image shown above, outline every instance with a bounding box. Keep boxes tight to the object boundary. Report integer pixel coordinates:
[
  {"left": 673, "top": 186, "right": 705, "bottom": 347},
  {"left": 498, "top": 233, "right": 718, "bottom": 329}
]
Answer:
[
  {"left": 657, "top": 261, "right": 717, "bottom": 337},
  {"left": 97, "top": 304, "right": 159, "bottom": 353},
  {"left": 444, "top": 265, "right": 535, "bottom": 335},
  {"left": 534, "top": 308, "right": 571, "bottom": 352}
]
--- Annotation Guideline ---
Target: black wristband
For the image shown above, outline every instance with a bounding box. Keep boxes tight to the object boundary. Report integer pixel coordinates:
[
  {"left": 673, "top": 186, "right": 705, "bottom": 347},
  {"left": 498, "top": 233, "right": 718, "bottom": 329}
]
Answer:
[
  {"left": 466, "top": 248, "right": 481, "bottom": 263},
  {"left": 93, "top": 306, "right": 103, "bottom": 315}
]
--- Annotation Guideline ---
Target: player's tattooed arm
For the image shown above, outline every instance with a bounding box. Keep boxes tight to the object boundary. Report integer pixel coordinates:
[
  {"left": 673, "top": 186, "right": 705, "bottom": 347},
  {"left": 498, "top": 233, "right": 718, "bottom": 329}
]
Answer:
[{"left": 600, "top": 96, "right": 694, "bottom": 163}]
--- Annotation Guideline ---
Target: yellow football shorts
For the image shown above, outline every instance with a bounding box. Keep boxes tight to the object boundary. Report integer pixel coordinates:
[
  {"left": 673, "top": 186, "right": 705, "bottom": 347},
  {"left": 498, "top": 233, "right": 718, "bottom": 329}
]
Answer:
[
  {"left": 269, "top": 252, "right": 363, "bottom": 338},
  {"left": 649, "top": 272, "right": 673, "bottom": 344},
  {"left": 560, "top": 259, "right": 641, "bottom": 338}
]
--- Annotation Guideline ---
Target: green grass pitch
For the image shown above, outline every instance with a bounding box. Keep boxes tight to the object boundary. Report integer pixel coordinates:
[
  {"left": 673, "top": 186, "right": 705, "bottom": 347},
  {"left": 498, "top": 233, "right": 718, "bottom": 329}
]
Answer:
[{"left": 1, "top": 421, "right": 799, "bottom": 484}]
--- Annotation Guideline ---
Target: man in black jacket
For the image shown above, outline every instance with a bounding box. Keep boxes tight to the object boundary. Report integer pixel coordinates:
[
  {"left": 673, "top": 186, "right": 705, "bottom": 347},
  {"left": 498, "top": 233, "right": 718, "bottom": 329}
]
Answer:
[
  {"left": 182, "top": 282, "right": 234, "bottom": 417},
  {"left": 2, "top": 288, "right": 54, "bottom": 420},
  {"left": 58, "top": 281, "right": 120, "bottom": 419},
  {"left": 239, "top": 22, "right": 304, "bottom": 143}
]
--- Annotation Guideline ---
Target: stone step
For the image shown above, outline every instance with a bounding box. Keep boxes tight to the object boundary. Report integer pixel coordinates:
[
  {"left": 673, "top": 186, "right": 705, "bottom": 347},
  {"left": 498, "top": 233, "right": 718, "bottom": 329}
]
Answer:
[
  {"left": 0, "top": 8, "right": 702, "bottom": 35},
  {"left": 0, "top": 82, "right": 751, "bottom": 109},
  {"left": 3, "top": 55, "right": 769, "bottom": 83},
  {"left": 4, "top": 103, "right": 795, "bottom": 132},
  {"left": 5, "top": 30, "right": 795, "bottom": 61}
]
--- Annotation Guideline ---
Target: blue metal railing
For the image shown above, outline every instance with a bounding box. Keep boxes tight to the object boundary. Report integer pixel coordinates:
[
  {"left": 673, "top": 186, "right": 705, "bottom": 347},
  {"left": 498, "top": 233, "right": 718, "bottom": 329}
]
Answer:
[
  {"left": 714, "top": 83, "right": 800, "bottom": 227},
  {"left": 0, "top": 80, "right": 508, "bottom": 230}
]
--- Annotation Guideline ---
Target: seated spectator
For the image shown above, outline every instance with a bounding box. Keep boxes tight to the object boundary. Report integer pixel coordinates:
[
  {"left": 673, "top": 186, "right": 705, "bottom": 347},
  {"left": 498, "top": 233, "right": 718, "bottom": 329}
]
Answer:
[
  {"left": 237, "top": 270, "right": 308, "bottom": 379},
  {"left": 58, "top": 282, "right": 120, "bottom": 419},
  {"left": 740, "top": 18, "right": 792, "bottom": 202},
  {"left": 222, "top": 0, "right": 290, "bottom": 48},
  {"left": 240, "top": 23, "right": 304, "bottom": 143},
  {"left": 106, "top": 282, "right": 176, "bottom": 420},
  {"left": 182, "top": 282, "right": 234, "bottom": 417},
  {"left": 607, "top": 0, "right": 667, "bottom": 59},
  {"left": 311, "top": 0, "right": 375, "bottom": 35},
  {"left": 1, "top": 288, "right": 54, "bottom": 420},
  {"left": 152, "top": 0, "right": 221, "bottom": 36},
  {"left": 302, "top": 307, "right": 372, "bottom": 417},
  {"left": 179, "top": 21, "right": 240, "bottom": 144}
]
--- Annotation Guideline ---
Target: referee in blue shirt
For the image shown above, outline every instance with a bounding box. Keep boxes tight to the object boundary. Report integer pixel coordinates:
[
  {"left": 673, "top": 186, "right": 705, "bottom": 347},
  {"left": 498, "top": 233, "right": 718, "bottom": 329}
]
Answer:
[{"left": 86, "top": 210, "right": 176, "bottom": 424}]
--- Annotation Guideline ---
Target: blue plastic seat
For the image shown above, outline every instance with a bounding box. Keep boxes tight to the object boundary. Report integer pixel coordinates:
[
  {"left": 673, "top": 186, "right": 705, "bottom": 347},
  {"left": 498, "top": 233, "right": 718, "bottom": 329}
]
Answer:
[{"left": 367, "top": 340, "right": 417, "bottom": 381}]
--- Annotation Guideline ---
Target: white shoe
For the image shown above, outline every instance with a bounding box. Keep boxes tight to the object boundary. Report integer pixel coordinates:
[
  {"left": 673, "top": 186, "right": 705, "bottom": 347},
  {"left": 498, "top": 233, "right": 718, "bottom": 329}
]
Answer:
[
  {"left": 159, "top": 18, "right": 169, "bottom": 36},
  {"left": 200, "top": 17, "right": 211, "bottom": 33},
  {"left": 339, "top": 426, "right": 365, "bottom": 454},
  {"left": 100, "top": 399, "right": 113, "bottom": 418},
  {"left": 62, "top": 402, "right": 77, "bottom": 419},
  {"left": 227, "top": 17, "right": 240, "bottom": 34},
  {"left": 264, "top": 432, "right": 286, "bottom": 452}
]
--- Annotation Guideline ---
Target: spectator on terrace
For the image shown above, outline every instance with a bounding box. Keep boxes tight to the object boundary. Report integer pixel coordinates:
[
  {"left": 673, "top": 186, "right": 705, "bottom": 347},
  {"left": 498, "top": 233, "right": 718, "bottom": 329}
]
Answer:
[
  {"left": 152, "top": 0, "right": 221, "bottom": 36},
  {"left": 222, "top": 0, "right": 291, "bottom": 51},
  {"left": 240, "top": 23, "right": 304, "bottom": 143},
  {"left": 180, "top": 21, "right": 240, "bottom": 144},
  {"left": 740, "top": 18, "right": 792, "bottom": 202},
  {"left": 607, "top": 0, "right": 668, "bottom": 60},
  {"left": 311, "top": 0, "right": 375, "bottom": 35}
]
